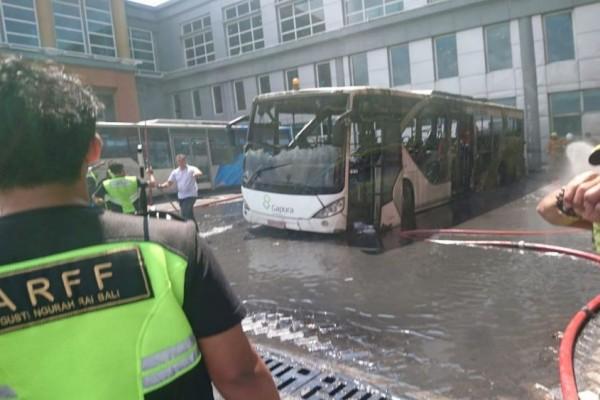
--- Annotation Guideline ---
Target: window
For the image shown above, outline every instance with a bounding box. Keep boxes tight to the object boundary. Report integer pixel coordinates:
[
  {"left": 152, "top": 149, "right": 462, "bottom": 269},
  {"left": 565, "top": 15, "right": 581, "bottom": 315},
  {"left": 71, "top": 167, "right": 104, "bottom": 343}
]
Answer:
[
  {"left": 485, "top": 22, "right": 512, "bottom": 72},
  {"left": 0, "top": 5, "right": 4, "bottom": 42},
  {"left": 173, "top": 93, "right": 182, "bottom": 118},
  {"left": 212, "top": 85, "right": 223, "bottom": 114},
  {"left": 224, "top": 0, "right": 264, "bottom": 56},
  {"left": 1, "top": 0, "right": 40, "bottom": 47},
  {"left": 550, "top": 91, "right": 581, "bottom": 136},
  {"left": 584, "top": 89, "right": 600, "bottom": 113},
  {"left": 434, "top": 34, "right": 458, "bottom": 79},
  {"left": 258, "top": 74, "right": 271, "bottom": 94},
  {"left": 52, "top": 0, "right": 86, "bottom": 52},
  {"left": 96, "top": 91, "right": 116, "bottom": 121},
  {"left": 316, "top": 61, "right": 332, "bottom": 87},
  {"left": 285, "top": 68, "right": 298, "bottom": 90},
  {"left": 350, "top": 52, "right": 368, "bottom": 85},
  {"left": 182, "top": 15, "right": 215, "bottom": 67},
  {"left": 277, "top": 0, "right": 325, "bottom": 43},
  {"left": 544, "top": 12, "right": 575, "bottom": 63},
  {"left": 234, "top": 80, "right": 247, "bottom": 111},
  {"left": 491, "top": 97, "right": 517, "bottom": 107},
  {"left": 84, "top": 0, "right": 116, "bottom": 57},
  {"left": 129, "top": 27, "right": 156, "bottom": 72},
  {"left": 192, "top": 89, "right": 202, "bottom": 117},
  {"left": 389, "top": 44, "right": 410, "bottom": 86},
  {"left": 344, "top": 0, "right": 403, "bottom": 25}
]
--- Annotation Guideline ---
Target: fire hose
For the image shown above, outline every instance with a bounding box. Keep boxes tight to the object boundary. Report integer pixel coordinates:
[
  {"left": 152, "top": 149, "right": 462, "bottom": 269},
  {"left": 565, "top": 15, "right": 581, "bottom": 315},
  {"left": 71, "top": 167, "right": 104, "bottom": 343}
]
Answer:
[{"left": 399, "top": 229, "right": 600, "bottom": 400}]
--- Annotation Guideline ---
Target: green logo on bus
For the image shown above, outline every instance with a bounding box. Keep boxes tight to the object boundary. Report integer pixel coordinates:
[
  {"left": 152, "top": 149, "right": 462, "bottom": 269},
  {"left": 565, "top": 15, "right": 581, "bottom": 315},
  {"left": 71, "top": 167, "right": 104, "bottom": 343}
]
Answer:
[{"left": 263, "top": 194, "right": 271, "bottom": 210}]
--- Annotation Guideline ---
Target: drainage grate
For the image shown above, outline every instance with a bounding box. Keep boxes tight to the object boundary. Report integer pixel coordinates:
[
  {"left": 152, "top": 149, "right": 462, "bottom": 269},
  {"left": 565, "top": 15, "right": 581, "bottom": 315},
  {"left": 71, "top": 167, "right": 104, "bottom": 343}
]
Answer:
[{"left": 260, "top": 348, "right": 413, "bottom": 400}]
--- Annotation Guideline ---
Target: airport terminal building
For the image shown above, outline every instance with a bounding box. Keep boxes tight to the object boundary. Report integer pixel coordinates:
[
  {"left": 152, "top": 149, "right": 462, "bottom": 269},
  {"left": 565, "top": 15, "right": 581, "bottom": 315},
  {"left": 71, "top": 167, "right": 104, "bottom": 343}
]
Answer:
[{"left": 1, "top": 0, "right": 600, "bottom": 167}]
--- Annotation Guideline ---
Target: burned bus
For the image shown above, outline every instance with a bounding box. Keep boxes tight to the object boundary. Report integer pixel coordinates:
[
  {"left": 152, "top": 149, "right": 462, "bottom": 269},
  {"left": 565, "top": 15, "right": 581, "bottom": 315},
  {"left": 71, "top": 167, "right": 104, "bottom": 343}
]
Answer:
[{"left": 241, "top": 87, "right": 525, "bottom": 234}]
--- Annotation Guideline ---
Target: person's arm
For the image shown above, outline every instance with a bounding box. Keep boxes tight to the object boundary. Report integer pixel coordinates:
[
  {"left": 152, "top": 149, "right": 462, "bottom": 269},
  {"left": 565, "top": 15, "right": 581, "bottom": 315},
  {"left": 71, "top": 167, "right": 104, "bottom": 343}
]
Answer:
[
  {"left": 536, "top": 187, "right": 591, "bottom": 229},
  {"left": 199, "top": 325, "right": 279, "bottom": 400},
  {"left": 183, "top": 237, "right": 279, "bottom": 400},
  {"left": 146, "top": 168, "right": 157, "bottom": 187},
  {"left": 563, "top": 171, "right": 600, "bottom": 222},
  {"left": 157, "top": 170, "right": 176, "bottom": 189},
  {"left": 192, "top": 166, "right": 203, "bottom": 178}
]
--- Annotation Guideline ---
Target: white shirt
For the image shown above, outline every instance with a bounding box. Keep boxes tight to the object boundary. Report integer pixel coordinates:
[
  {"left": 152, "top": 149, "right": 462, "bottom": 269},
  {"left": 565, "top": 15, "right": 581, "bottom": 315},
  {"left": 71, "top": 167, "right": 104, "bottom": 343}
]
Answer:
[{"left": 168, "top": 165, "right": 201, "bottom": 199}]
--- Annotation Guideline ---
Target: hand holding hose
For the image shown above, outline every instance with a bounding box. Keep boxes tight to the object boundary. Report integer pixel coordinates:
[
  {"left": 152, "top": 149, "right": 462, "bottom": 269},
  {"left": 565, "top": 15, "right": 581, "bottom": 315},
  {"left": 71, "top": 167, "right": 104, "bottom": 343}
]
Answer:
[{"left": 563, "top": 171, "right": 600, "bottom": 222}]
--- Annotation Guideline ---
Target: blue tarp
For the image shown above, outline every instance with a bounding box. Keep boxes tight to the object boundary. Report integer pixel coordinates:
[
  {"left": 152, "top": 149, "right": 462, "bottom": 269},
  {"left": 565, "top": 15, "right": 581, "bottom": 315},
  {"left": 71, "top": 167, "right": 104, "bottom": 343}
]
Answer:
[{"left": 214, "top": 154, "right": 244, "bottom": 187}]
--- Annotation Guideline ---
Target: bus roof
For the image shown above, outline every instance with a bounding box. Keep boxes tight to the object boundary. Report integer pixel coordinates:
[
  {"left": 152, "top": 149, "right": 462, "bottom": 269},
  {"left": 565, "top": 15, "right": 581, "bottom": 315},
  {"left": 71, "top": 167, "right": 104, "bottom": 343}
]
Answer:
[
  {"left": 97, "top": 119, "right": 244, "bottom": 130},
  {"left": 254, "top": 87, "right": 522, "bottom": 112}
]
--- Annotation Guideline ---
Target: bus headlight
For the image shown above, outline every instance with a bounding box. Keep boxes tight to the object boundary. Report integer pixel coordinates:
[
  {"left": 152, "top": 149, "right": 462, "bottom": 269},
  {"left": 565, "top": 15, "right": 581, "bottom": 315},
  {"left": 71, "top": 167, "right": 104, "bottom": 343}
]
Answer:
[{"left": 313, "top": 198, "right": 344, "bottom": 218}]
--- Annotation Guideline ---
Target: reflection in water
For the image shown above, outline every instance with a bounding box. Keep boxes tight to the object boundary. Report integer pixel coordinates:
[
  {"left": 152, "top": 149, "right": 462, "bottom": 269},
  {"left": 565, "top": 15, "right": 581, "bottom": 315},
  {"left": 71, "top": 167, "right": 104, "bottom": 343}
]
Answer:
[{"left": 207, "top": 177, "right": 600, "bottom": 399}]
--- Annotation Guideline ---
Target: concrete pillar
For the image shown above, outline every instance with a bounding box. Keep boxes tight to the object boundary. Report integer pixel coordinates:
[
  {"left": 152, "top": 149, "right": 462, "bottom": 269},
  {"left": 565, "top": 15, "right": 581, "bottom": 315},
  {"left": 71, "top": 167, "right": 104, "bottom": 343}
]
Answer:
[
  {"left": 519, "top": 16, "right": 542, "bottom": 171},
  {"left": 111, "top": 0, "right": 131, "bottom": 59},
  {"left": 335, "top": 57, "right": 345, "bottom": 86},
  {"left": 36, "top": 0, "right": 55, "bottom": 48}
]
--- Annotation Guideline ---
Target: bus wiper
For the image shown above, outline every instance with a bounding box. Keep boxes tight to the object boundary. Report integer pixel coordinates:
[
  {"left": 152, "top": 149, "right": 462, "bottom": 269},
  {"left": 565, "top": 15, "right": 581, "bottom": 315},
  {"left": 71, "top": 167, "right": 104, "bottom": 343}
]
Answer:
[{"left": 245, "top": 163, "right": 292, "bottom": 186}]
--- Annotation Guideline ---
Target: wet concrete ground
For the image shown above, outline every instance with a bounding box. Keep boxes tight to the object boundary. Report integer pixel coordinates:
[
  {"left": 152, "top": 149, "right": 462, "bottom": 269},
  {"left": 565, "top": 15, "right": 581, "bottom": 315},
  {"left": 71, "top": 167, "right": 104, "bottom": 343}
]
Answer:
[{"left": 193, "top": 173, "right": 600, "bottom": 399}]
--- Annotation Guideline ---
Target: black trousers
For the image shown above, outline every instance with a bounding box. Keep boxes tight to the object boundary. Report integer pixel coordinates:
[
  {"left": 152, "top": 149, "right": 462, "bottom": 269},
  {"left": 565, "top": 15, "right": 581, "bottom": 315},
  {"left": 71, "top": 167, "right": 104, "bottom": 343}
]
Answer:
[{"left": 178, "top": 197, "right": 197, "bottom": 221}]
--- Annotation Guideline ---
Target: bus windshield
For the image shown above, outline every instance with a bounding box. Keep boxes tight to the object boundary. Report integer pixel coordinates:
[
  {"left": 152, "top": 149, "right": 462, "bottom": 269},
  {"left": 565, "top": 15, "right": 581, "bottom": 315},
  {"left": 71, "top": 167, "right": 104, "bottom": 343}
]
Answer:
[{"left": 244, "top": 94, "right": 349, "bottom": 195}]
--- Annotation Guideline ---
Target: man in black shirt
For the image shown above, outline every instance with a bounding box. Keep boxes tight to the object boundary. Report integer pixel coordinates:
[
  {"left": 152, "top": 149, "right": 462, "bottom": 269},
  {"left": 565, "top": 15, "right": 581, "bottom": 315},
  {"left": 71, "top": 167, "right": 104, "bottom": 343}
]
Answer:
[{"left": 0, "top": 58, "right": 279, "bottom": 399}]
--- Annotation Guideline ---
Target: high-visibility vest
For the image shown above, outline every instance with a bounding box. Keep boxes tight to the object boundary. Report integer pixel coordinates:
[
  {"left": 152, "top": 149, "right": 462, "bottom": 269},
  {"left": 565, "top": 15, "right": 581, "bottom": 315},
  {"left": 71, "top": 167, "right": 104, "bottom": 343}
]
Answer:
[
  {"left": 0, "top": 241, "right": 200, "bottom": 399},
  {"left": 103, "top": 176, "right": 139, "bottom": 214},
  {"left": 593, "top": 223, "right": 600, "bottom": 253}
]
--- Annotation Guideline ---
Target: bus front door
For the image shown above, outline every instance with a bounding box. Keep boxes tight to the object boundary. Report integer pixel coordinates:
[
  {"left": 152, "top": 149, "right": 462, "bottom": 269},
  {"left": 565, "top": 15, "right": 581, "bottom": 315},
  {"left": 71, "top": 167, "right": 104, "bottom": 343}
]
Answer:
[{"left": 348, "top": 122, "right": 378, "bottom": 230}]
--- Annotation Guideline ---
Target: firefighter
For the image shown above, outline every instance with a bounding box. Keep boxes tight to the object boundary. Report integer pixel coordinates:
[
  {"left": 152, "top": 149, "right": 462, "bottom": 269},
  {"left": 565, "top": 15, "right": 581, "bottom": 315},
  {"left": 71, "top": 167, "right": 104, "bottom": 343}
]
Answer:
[
  {"left": 93, "top": 162, "right": 150, "bottom": 214},
  {"left": 537, "top": 144, "right": 600, "bottom": 253},
  {"left": 0, "top": 57, "right": 279, "bottom": 400}
]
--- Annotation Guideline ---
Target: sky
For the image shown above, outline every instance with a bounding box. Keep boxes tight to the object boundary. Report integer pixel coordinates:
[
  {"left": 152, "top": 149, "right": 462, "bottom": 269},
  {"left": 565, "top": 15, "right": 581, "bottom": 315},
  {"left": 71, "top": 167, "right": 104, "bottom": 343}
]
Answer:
[{"left": 129, "top": 0, "right": 171, "bottom": 6}]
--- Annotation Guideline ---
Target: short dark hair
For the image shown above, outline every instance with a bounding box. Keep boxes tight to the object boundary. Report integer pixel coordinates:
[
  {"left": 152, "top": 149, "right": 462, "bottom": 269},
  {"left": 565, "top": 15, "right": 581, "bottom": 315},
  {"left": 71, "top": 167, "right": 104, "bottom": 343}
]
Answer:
[
  {"left": 0, "top": 57, "right": 101, "bottom": 190},
  {"left": 108, "top": 162, "right": 124, "bottom": 175}
]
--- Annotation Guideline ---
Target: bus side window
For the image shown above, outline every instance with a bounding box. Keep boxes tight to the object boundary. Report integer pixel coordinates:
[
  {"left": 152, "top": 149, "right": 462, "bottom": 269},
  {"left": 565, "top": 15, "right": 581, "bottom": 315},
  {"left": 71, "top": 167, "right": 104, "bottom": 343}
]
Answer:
[
  {"left": 401, "top": 119, "right": 416, "bottom": 146},
  {"left": 450, "top": 119, "right": 458, "bottom": 139}
]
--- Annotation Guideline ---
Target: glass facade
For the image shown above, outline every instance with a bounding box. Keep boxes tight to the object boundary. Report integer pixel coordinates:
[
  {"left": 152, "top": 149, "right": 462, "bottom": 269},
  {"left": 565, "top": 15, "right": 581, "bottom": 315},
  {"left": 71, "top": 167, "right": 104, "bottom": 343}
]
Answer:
[
  {"left": 544, "top": 12, "right": 575, "bottom": 63},
  {"left": 350, "top": 52, "right": 368, "bottom": 85},
  {"left": 212, "top": 85, "right": 223, "bottom": 114},
  {"left": 258, "top": 74, "right": 271, "bottom": 94},
  {"left": 277, "top": 0, "right": 325, "bottom": 42},
  {"left": 84, "top": 0, "right": 116, "bottom": 57},
  {"left": 129, "top": 27, "right": 156, "bottom": 71},
  {"left": 192, "top": 89, "right": 202, "bottom": 117},
  {"left": 389, "top": 44, "right": 410, "bottom": 86},
  {"left": 234, "top": 80, "right": 247, "bottom": 111},
  {"left": 434, "top": 33, "right": 458, "bottom": 79},
  {"left": 224, "top": 0, "right": 264, "bottom": 56},
  {"left": 182, "top": 15, "right": 215, "bottom": 67},
  {"left": 485, "top": 22, "right": 512, "bottom": 72},
  {"left": 52, "top": 0, "right": 86, "bottom": 53},
  {"left": 1, "top": 0, "right": 39, "bottom": 47},
  {"left": 344, "top": 0, "right": 404, "bottom": 25},
  {"left": 316, "top": 61, "right": 332, "bottom": 87}
]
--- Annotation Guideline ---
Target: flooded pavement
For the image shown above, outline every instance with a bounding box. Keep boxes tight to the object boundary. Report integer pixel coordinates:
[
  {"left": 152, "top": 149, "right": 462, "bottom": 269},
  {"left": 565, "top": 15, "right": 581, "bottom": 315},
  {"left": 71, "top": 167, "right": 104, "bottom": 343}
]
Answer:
[{"left": 195, "top": 173, "right": 600, "bottom": 399}]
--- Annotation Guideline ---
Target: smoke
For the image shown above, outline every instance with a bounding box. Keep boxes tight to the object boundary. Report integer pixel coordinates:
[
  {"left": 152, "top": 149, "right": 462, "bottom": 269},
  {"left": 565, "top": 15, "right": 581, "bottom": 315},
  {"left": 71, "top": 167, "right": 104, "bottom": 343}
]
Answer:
[{"left": 565, "top": 141, "right": 595, "bottom": 176}]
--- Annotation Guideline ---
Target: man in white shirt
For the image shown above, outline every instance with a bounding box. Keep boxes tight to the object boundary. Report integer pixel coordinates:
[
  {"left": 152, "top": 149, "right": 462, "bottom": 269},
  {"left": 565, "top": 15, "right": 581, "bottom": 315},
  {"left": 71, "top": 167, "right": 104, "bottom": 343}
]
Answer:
[{"left": 155, "top": 154, "right": 203, "bottom": 221}]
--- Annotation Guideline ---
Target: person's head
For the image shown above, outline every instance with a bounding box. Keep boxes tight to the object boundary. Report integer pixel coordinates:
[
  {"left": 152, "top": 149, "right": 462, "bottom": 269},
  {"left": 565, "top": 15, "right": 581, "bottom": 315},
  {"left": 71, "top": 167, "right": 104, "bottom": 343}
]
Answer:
[
  {"left": 566, "top": 133, "right": 574, "bottom": 142},
  {"left": 108, "top": 162, "right": 125, "bottom": 177},
  {"left": 551, "top": 132, "right": 558, "bottom": 139},
  {"left": 0, "top": 57, "right": 101, "bottom": 191},
  {"left": 176, "top": 154, "right": 187, "bottom": 169}
]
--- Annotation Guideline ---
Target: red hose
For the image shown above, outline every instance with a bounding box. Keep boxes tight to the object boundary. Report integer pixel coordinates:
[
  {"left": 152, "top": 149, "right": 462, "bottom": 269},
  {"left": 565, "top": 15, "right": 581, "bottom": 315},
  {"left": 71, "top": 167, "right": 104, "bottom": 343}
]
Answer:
[
  {"left": 425, "top": 237, "right": 600, "bottom": 399},
  {"left": 399, "top": 227, "right": 582, "bottom": 238}
]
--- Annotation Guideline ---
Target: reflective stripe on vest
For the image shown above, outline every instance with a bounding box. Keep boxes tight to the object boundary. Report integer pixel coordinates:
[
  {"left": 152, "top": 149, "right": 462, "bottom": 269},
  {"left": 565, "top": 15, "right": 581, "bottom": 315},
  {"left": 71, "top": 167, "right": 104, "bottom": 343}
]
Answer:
[
  {"left": 0, "top": 386, "right": 16, "bottom": 399},
  {"left": 142, "top": 334, "right": 201, "bottom": 390},
  {"left": 103, "top": 177, "right": 139, "bottom": 214},
  {"left": 0, "top": 242, "right": 199, "bottom": 399}
]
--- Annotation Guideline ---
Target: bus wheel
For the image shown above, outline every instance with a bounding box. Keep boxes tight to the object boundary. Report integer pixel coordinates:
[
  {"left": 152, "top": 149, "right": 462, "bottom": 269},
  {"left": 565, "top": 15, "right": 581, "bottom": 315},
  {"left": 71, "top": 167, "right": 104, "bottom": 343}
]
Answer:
[{"left": 401, "top": 180, "right": 416, "bottom": 231}]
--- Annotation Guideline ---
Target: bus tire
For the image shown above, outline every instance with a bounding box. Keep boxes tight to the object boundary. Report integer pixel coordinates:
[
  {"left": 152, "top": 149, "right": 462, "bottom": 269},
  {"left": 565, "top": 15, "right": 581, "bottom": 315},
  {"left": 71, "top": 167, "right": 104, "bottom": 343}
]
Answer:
[{"left": 401, "top": 180, "right": 416, "bottom": 231}]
